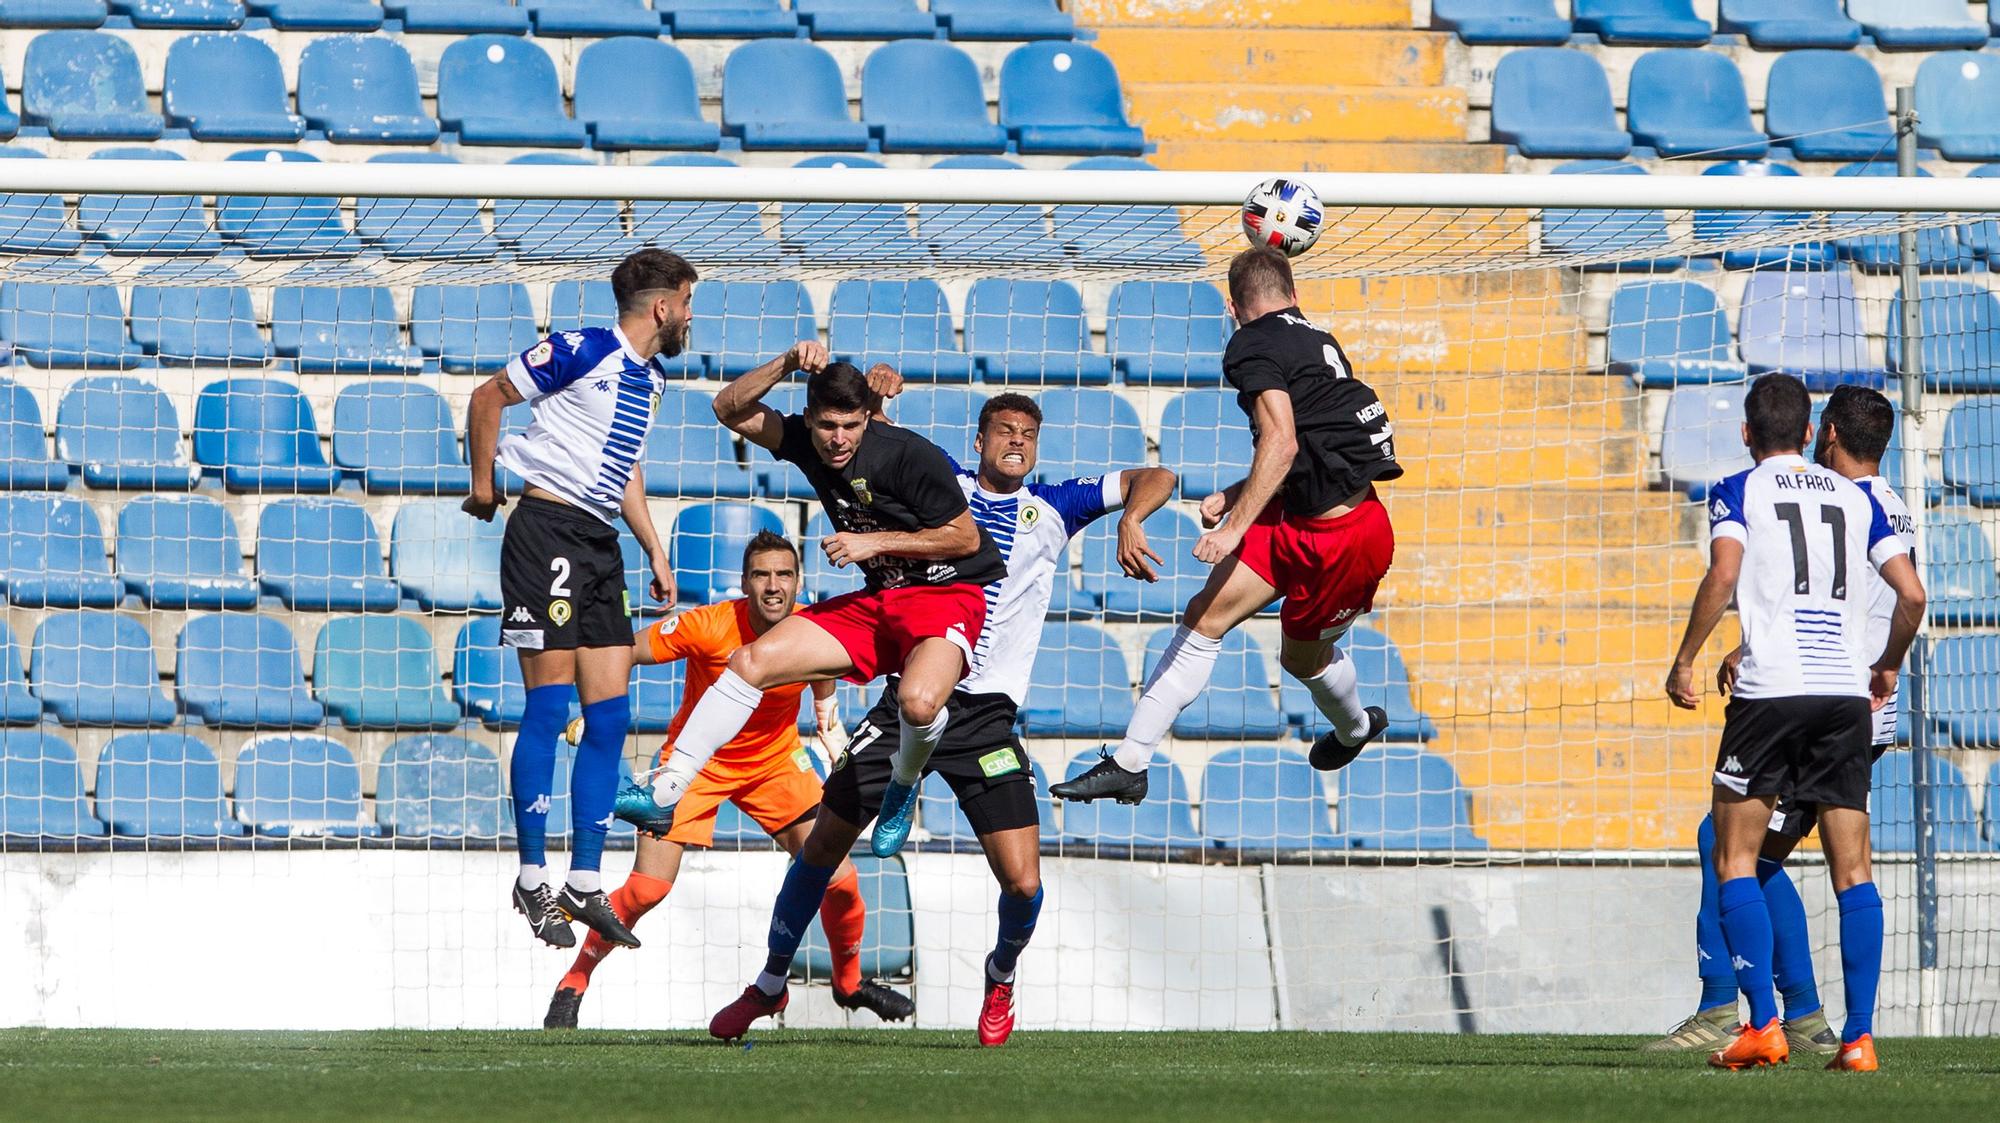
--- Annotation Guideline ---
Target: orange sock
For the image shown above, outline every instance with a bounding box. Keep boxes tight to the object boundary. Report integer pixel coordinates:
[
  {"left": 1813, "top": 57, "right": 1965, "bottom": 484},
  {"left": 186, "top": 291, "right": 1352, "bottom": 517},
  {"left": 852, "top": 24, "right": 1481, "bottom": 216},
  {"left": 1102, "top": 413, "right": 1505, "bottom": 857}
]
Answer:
[
  {"left": 558, "top": 872, "right": 672, "bottom": 994},
  {"left": 820, "top": 866, "right": 867, "bottom": 995}
]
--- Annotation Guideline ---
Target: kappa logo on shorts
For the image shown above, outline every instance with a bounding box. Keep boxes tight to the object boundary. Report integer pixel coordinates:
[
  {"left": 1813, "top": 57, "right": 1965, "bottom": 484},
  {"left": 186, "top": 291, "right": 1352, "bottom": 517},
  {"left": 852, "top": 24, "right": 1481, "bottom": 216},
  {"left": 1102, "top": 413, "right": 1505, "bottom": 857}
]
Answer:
[
  {"left": 1722, "top": 755, "right": 1743, "bottom": 773},
  {"left": 548, "top": 600, "right": 572, "bottom": 626},
  {"left": 509, "top": 606, "right": 535, "bottom": 624},
  {"left": 978, "top": 748, "right": 1022, "bottom": 778}
]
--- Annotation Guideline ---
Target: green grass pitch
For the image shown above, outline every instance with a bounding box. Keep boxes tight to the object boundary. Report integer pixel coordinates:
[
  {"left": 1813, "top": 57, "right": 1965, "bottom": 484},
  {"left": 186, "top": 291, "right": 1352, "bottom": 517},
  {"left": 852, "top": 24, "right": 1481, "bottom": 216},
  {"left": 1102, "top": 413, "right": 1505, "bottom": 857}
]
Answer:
[{"left": 3, "top": 1030, "right": 1994, "bottom": 1122}]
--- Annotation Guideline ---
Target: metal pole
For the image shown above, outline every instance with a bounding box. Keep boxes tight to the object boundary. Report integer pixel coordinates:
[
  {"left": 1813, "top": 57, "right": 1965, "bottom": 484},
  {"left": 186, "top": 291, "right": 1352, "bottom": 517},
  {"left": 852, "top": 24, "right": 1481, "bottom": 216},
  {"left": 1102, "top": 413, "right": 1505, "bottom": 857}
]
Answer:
[{"left": 1895, "top": 85, "right": 1942, "bottom": 1039}]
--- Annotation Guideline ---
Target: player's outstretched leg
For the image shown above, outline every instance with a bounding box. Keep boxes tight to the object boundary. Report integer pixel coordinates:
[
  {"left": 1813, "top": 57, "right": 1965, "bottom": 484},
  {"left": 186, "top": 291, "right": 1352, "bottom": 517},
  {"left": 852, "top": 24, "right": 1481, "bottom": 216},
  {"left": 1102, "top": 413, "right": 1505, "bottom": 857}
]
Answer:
[
  {"left": 711, "top": 814, "right": 861, "bottom": 1039},
  {"left": 556, "top": 694, "right": 641, "bottom": 948},
  {"left": 821, "top": 864, "right": 915, "bottom": 1022},
  {"left": 873, "top": 638, "right": 963, "bottom": 858},
  {"left": 1644, "top": 815, "right": 1738, "bottom": 1052},
  {"left": 980, "top": 885, "right": 1042, "bottom": 1047},
  {"left": 511, "top": 682, "right": 578, "bottom": 948},
  {"left": 1283, "top": 641, "right": 1388, "bottom": 772},
  {"left": 544, "top": 871, "right": 672, "bottom": 1029},
  {"left": 1053, "top": 626, "right": 1222, "bottom": 805}
]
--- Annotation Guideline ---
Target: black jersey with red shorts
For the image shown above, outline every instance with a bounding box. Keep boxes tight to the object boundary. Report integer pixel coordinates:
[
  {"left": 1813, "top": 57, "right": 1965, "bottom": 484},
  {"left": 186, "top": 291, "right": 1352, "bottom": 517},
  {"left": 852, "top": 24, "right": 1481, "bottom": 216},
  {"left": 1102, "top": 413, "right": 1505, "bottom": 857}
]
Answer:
[
  {"left": 771, "top": 413, "right": 1006, "bottom": 681},
  {"left": 1224, "top": 306, "right": 1403, "bottom": 641}
]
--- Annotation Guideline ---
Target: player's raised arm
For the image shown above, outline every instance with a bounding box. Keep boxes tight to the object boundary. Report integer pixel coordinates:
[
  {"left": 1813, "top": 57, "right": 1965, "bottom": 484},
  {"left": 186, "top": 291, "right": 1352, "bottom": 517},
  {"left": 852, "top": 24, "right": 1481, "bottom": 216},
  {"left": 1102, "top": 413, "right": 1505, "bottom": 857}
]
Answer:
[
  {"left": 864, "top": 362, "right": 904, "bottom": 423},
  {"left": 714, "top": 340, "right": 829, "bottom": 450},
  {"left": 463, "top": 372, "right": 524, "bottom": 521},
  {"left": 1115, "top": 466, "right": 1177, "bottom": 581},
  {"left": 1195, "top": 388, "right": 1298, "bottom": 563}
]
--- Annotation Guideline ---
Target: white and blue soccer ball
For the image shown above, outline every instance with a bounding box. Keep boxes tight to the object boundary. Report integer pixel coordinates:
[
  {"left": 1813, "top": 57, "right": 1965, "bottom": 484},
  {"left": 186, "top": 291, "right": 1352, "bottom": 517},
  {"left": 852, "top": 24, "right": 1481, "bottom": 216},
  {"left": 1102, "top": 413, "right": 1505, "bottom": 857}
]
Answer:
[{"left": 1241, "top": 178, "right": 1323, "bottom": 258}]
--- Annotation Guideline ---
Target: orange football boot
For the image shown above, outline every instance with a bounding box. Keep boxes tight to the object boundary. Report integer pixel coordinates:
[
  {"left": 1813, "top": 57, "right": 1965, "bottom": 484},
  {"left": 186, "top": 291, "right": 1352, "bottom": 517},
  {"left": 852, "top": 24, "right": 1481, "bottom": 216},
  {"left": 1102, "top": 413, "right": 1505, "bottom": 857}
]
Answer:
[
  {"left": 1826, "top": 1034, "right": 1878, "bottom": 1072},
  {"left": 1708, "top": 1017, "right": 1790, "bottom": 1069}
]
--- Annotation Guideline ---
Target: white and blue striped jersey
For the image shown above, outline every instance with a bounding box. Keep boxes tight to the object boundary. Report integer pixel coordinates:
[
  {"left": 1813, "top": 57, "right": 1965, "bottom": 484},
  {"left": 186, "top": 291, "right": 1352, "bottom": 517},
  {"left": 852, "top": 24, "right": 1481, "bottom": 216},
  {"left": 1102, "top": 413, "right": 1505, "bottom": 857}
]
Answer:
[
  {"left": 1708, "top": 454, "right": 1908, "bottom": 700},
  {"left": 1860, "top": 475, "right": 1914, "bottom": 745},
  {"left": 956, "top": 469, "right": 1127, "bottom": 705},
  {"left": 498, "top": 325, "right": 669, "bottom": 524}
]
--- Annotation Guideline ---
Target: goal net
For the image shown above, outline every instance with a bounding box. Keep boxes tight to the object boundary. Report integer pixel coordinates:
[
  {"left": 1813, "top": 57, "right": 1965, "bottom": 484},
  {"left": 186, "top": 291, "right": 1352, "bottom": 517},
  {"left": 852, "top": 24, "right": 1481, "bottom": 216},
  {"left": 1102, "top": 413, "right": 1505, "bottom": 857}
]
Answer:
[{"left": 0, "top": 159, "right": 1994, "bottom": 1036}]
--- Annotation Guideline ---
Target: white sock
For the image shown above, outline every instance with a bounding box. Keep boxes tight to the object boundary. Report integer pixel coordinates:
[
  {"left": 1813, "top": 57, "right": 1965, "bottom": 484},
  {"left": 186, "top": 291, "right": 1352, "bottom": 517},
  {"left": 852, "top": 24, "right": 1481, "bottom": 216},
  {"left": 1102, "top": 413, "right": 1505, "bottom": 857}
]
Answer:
[
  {"left": 653, "top": 668, "right": 764, "bottom": 799},
  {"left": 1303, "top": 647, "right": 1372, "bottom": 745},
  {"left": 755, "top": 970, "right": 788, "bottom": 997},
  {"left": 1112, "top": 627, "right": 1222, "bottom": 772},
  {"left": 987, "top": 957, "right": 1015, "bottom": 986},
  {"left": 889, "top": 707, "right": 948, "bottom": 786},
  {"left": 565, "top": 869, "right": 601, "bottom": 895},
  {"left": 516, "top": 863, "right": 547, "bottom": 891}
]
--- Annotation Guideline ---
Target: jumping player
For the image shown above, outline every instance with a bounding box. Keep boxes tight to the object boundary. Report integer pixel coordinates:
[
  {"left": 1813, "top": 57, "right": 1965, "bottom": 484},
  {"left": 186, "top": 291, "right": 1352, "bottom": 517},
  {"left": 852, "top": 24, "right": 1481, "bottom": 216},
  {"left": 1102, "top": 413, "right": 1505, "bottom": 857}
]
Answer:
[
  {"left": 463, "top": 248, "right": 693, "bottom": 948},
  {"left": 1054, "top": 245, "right": 1402, "bottom": 806},
  {"left": 1665, "top": 374, "right": 1924, "bottom": 1072},
  {"left": 707, "top": 389, "right": 1178, "bottom": 1044}
]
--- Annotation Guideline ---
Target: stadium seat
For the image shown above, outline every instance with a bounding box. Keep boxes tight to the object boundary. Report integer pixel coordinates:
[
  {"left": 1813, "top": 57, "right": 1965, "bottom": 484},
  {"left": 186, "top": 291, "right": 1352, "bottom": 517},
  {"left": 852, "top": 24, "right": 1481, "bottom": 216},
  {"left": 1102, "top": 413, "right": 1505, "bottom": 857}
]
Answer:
[
  {"left": 1337, "top": 746, "right": 1485, "bottom": 850},
  {"left": 452, "top": 615, "right": 526, "bottom": 728},
  {"left": 1604, "top": 282, "right": 1747, "bottom": 388},
  {"left": 0, "top": 1, "right": 105, "bottom": 27},
  {"left": 671, "top": 503, "right": 786, "bottom": 604},
  {"left": 862, "top": 41, "right": 1006, "bottom": 154},
  {"left": 358, "top": 154, "right": 502, "bottom": 261},
  {"left": 191, "top": 378, "right": 340, "bottom": 494},
  {"left": 391, "top": 501, "right": 504, "bottom": 614},
  {"left": 216, "top": 150, "right": 362, "bottom": 258},
  {"left": 0, "top": 272, "right": 150, "bottom": 368},
  {"left": 233, "top": 734, "right": 380, "bottom": 836},
  {"left": 1054, "top": 156, "right": 1206, "bottom": 269},
  {"left": 643, "top": 387, "right": 759, "bottom": 499},
  {"left": 129, "top": 288, "right": 268, "bottom": 368},
  {"left": 795, "top": 856, "right": 912, "bottom": 981},
  {"left": 720, "top": 40, "right": 868, "bottom": 151},
  {"left": 871, "top": 385, "right": 987, "bottom": 467},
  {"left": 1887, "top": 281, "right": 2000, "bottom": 392},
  {"left": 21, "top": 30, "right": 162, "bottom": 139},
  {"left": 999, "top": 43, "right": 1144, "bottom": 156},
  {"left": 1142, "top": 629, "right": 1286, "bottom": 740},
  {"left": 1718, "top": 0, "right": 1860, "bottom": 48},
  {"left": 1960, "top": 165, "right": 2000, "bottom": 263},
  {"left": 494, "top": 154, "right": 638, "bottom": 262},
  {"left": 829, "top": 280, "right": 975, "bottom": 383},
  {"left": 296, "top": 35, "right": 439, "bottom": 145},
  {"left": 410, "top": 284, "right": 535, "bottom": 376},
  {"left": 162, "top": 33, "right": 302, "bottom": 141},
  {"left": 1944, "top": 399, "right": 2000, "bottom": 506},
  {"left": 331, "top": 382, "right": 470, "bottom": 495},
  {"left": 1160, "top": 388, "right": 1251, "bottom": 499},
  {"left": 1846, "top": 0, "right": 1986, "bottom": 51},
  {"left": 1573, "top": 0, "right": 1709, "bottom": 44},
  {"left": 1764, "top": 52, "right": 1895, "bottom": 162},
  {"left": 30, "top": 611, "right": 176, "bottom": 726},
  {"left": 783, "top": 191, "right": 930, "bottom": 267},
  {"left": 694, "top": 280, "right": 817, "bottom": 378},
  {"left": 375, "top": 735, "right": 508, "bottom": 839},
  {"left": 0, "top": 729, "right": 106, "bottom": 837},
  {"left": 921, "top": 157, "right": 1069, "bottom": 267},
  {"left": 1737, "top": 271, "right": 1885, "bottom": 391},
  {"left": 436, "top": 35, "right": 585, "bottom": 147},
  {"left": 658, "top": 0, "right": 795, "bottom": 38},
  {"left": 573, "top": 37, "right": 718, "bottom": 151},
  {"left": 1489, "top": 50, "right": 1630, "bottom": 159},
  {"left": 1280, "top": 626, "right": 1437, "bottom": 743},
  {"left": 794, "top": 0, "right": 932, "bottom": 39},
  {"left": 1659, "top": 383, "right": 1753, "bottom": 500},
  {"left": 1429, "top": 0, "right": 1568, "bottom": 45},
  {"left": 0, "top": 493, "right": 124, "bottom": 608},
  {"left": 115, "top": 494, "right": 259, "bottom": 610},
  {"left": 1624, "top": 50, "right": 1766, "bottom": 159},
  {"left": 1107, "top": 281, "right": 1229, "bottom": 386},
  {"left": 75, "top": 149, "right": 221, "bottom": 257},
  {"left": 94, "top": 732, "right": 244, "bottom": 838},
  {"left": 965, "top": 279, "right": 1114, "bottom": 385},
  {"left": 271, "top": 287, "right": 424, "bottom": 375},
  {"left": 1020, "top": 623, "right": 1134, "bottom": 737},
  {"left": 314, "top": 615, "right": 460, "bottom": 730},
  {"left": 919, "top": 760, "right": 1058, "bottom": 849},
  {"left": 1930, "top": 634, "right": 2000, "bottom": 747},
  {"left": 802, "top": 509, "right": 864, "bottom": 601},
  {"left": 0, "top": 150, "right": 80, "bottom": 255},
  {"left": 1921, "top": 512, "right": 2000, "bottom": 626},
  {"left": 630, "top": 658, "right": 683, "bottom": 734},
  {"left": 1539, "top": 161, "right": 1684, "bottom": 272},
  {"left": 0, "top": 377, "right": 70, "bottom": 490},
  {"left": 1082, "top": 508, "right": 1205, "bottom": 619},
  {"left": 1059, "top": 749, "right": 1198, "bottom": 848},
  {"left": 174, "top": 613, "right": 324, "bottom": 729},
  {"left": 1690, "top": 161, "right": 1835, "bottom": 270},
  {"left": 1869, "top": 749, "right": 1986, "bottom": 851},
  {"left": 1830, "top": 163, "right": 1974, "bottom": 273},
  {"left": 526, "top": 0, "right": 659, "bottom": 37},
  {"left": 0, "top": 620, "right": 43, "bottom": 725},
  {"left": 1033, "top": 388, "right": 1144, "bottom": 483},
  {"left": 1201, "top": 744, "right": 1339, "bottom": 851},
  {"left": 245, "top": 0, "right": 380, "bottom": 30},
  {"left": 257, "top": 498, "right": 402, "bottom": 612},
  {"left": 933, "top": 0, "right": 1070, "bottom": 40},
  {"left": 633, "top": 165, "right": 782, "bottom": 267},
  {"left": 1916, "top": 52, "right": 2000, "bottom": 162},
  {"left": 383, "top": 0, "right": 527, "bottom": 34}
]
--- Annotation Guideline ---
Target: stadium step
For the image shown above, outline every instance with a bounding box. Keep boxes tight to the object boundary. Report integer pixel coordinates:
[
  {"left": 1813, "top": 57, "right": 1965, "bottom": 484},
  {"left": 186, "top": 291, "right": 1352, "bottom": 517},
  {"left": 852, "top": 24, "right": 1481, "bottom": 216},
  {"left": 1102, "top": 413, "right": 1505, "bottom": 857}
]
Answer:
[
  {"left": 1402, "top": 646, "right": 1739, "bottom": 727},
  {"left": 1389, "top": 488, "right": 1690, "bottom": 549},
  {"left": 1391, "top": 429, "right": 1646, "bottom": 490},
  {"left": 1124, "top": 84, "right": 1467, "bottom": 144},
  {"left": 1320, "top": 320, "right": 1583, "bottom": 376},
  {"left": 1397, "top": 608, "right": 1714, "bottom": 669},
  {"left": 1443, "top": 726, "right": 1718, "bottom": 788},
  {"left": 1072, "top": 0, "right": 1412, "bottom": 29},
  {"left": 1380, "top": 545, "right": 1707, "bottom": 609},
  {"left": 1465, "top": 779, "right": 1708, "bottom": 850},
  {"left": 1149, "top": 138, "right": 1506, "bottom": 174},
  {"left": 1374, "top": 373, "right": 1635, "bottom": 430},
  {"left": 1094, "top": 30, "right": 1446, "bottom": 87}
]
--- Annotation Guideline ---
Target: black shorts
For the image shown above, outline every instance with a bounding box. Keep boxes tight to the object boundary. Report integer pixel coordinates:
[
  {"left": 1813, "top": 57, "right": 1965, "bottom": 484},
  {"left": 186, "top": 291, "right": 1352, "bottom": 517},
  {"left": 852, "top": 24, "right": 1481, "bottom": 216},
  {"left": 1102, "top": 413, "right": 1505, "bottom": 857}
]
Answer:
[
  {"left": 499, "top": 496, "right": 631, "bottom": 651},
  {"left": 1768, "top": 742, "right": 1891, "bottom": 839},
  {"left": 821, "top": 682, "right": 1040, "bottom": 836},
  {"left": 1714, "top": 694, "right": 1873, "bottom": 814}
]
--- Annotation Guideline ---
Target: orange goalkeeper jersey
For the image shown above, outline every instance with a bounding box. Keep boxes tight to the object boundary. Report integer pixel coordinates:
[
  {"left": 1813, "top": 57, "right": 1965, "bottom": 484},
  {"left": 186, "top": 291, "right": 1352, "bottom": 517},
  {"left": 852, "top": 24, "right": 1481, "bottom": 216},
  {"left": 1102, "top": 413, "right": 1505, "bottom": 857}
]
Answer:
[{"left": 643, "top": 600, "right": 807, "bottom": 769}]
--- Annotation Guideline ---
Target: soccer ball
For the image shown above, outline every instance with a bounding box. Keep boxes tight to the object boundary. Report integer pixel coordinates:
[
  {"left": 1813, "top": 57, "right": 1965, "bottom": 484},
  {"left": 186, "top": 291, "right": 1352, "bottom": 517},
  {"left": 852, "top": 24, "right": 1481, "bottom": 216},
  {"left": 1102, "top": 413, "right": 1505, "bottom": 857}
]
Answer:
[{"left": 1241, "top": 178, "right": 1323, "bottom": 258}]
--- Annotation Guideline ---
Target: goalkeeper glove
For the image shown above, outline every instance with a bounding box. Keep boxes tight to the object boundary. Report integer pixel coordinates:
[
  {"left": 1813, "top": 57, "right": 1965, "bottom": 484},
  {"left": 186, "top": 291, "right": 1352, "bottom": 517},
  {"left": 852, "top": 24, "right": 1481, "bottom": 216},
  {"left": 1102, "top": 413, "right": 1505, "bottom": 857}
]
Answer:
[{"left": 813, "top": 693, "right": 849, "bottom": 767}]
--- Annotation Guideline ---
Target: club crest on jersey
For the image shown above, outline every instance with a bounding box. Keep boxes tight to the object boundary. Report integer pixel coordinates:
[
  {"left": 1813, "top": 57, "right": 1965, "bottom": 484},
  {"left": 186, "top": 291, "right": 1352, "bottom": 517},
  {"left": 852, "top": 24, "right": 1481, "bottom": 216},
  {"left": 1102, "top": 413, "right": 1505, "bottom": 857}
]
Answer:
[
  {"left": 525, "top": 340, "right": 554, "bottom": 368},
  {"left": 850, "top": 477, "right": 874, "bottom": 506},
  {"left": 1020, "top": 505, "right": 1039, "bottom": 526},
  {"left": 549, "top": 599, "right": 572, "bottom": 626}
]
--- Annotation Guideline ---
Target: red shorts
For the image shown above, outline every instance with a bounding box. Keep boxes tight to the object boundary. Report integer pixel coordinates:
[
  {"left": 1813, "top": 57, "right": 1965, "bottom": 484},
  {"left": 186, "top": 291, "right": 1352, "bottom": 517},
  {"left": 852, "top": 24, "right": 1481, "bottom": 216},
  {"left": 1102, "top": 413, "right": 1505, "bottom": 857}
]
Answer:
[
  {"left": 1233, "top": 491, "right": 1394, "bottom": 642},
  {"left": 798, "top": 583, "right": 988, "bottom": 683}
]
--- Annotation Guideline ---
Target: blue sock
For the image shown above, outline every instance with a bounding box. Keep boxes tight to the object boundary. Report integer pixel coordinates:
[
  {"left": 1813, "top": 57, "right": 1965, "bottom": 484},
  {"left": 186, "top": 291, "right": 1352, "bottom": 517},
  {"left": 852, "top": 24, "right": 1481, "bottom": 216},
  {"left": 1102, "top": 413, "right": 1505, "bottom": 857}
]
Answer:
[
  {"left": 1759, "top": 858, "right": 1820, "bottom": 1019},
  {"left": 991, "top": 886, "right": 1043, "bottom": 978},
  {"left": 1694, "top": 816, "right": 1736, "bottom": 1010},
  {"left": 762, "top": 857, "right": 838, "bottom": 981},
  {"left": 1718, "top": 875, "right": 1778, "bottom": 1027},
  {"left": 1837, "top": 882, "right": 1883, "bottom": 1042},
  {"left": 568, "top": 695, "right": 629, "bottom": 876},
  {"left": 510, "top": 683, "right": 574, "bottom": 867}
]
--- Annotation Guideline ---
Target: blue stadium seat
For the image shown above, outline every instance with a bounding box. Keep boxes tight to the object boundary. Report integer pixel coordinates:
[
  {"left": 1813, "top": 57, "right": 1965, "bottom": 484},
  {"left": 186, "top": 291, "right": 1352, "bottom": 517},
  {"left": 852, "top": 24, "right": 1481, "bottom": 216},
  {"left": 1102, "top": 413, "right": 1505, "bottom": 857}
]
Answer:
[
  {"left": 1143, "top": 628, "right": 1286, "bottom": 739},
  {"left": 0, "top": 377, "right": 70, "bottom": 490},
  {"left": 1490, "top": 49, "right": 1629, "bottom": 158},
  {"left": 1887, "top": 281, "right": 2000, "bottom": 392},
  {"left": 494, "top": 154, "right": 638, "bottom": 262},
  {"left": 233, "top": 734, "right": 381, "bottom": 837},
  {"left": 1429, "top": 0, "right": 1568, "bottom": 45},
  {"left": 1054, "top": 157, "right": 1206, "bottom": 269},
  {"left": 0, "top": 729, "right": 105, "bottom": 837},
  {"left": 358, "top": 154, "right": 501, "bottom": 260},
  {"left": 0, "top": 272, "right": 151, "bottom": 368},
  {"left": 376, "top": 735, "right": 509, "bottom": 839},
  {"left": 1082, "top": 507, "right": 1204, "bottom": 619},
  {"left": 411, "top": 284, "right": 535, "bottom": 376},
  {"left": 94, "top": 733, "right": 244, "bottom": 838},
  {"left": 217, "top": 150, "right": 361, "bottom": 258},
  {"left": 191, "top": 378, "right": 340, "bottom": 494},
  {"left": 795, "top": 0, "right": 932, "bottom": 38},
  {"left": 115, "top": 494, "right": 258, "bottom": 610},
  {"left": 383, "top": 1, "right": 527, "bottom": 33},
  {"left": 296, "top": 34, "right": 439, "bottom": 144},
  {"left": 795, "top": 856, "right": 912, "bottom": 982},
  {"left": 643, "top": 387, "right": 759, "bottom": 498},
  {"left": 783, "top": 189, "right": 930, "bottom": 269},
  {"left": 862, "top": 41, "right": 1005, "bottom": 154},
  {"left": 659, "top": 0, "right": 795, "bottom": 38},
  {"left": 999, "top": 42, "right": 1143, "bottom": 156},
  {"left": 1691, "top": 161, "right": 1835, "bottom": 269},
  {"left": 526, "top": 0, "right": 659, "bottom": 37},
  {"left": 1847, "top": 0, "right": 1986, "bottom": 51},
  {"left": 331, "top": 382, "right": 470, "bottom": 495},
  {"left": 573, "top": 37, "right": 718, "bottom": 151},
  {"left": 1540, "top": 161, "right": 1683, "bottom": 271},
  {"left": 1870, "top": 750, "right": 1986, "bottom": 851},
  {"left": 921, "top": 157, "right": 1069, "bottom": 267},
  {"left": 1659, "top": 383, "right": 1752, "bottom": 499},
  {"left": 453, "top": 615, "right": 526, "bottom": 728},
  {"left": 1921, "top": 512, "right": 2000, "bottom": 626},
  {"left": 437, "top": 35, "right": 585, "bottom": 147},
  {"left": 1201, "top": 744, "right": 1339, "bottom": 851},
  {"left": 1060, "top": 749, "right": 1198, "bottom": 848},
  {"left": 1573, "top": 0, "right": 1709, "bottom": 44},
  {"left": 1830, "top": 163, "right": 1974, "bottom": 273},
  {"left": 0, "top": 493, "right": 123, "bottom": 607},
  {"left": 0, "top": 620, "right": 42, "bottom": 725},
  {"left": 1737, "top": 270, "right": 1885, "bottom": 391},
  {"left": 272, "top": 287, "right": 423, "bottom": 375},
  {"left": 0, "top": 150, "right": 80, "bottom": 255},
  {"left": 802, "top": 509, "right": 864, "bottom": 601},
  {"left": 1033, "top": 388, "right": 1143, "bottom": 483},
  {"left": 672, "top": 503, "right": 786, "bottom": 604},
  {"left": 1020, "top": 623, "right": 1133, "bottom": 737},
  {"left": 919, "top": 760, "right": 1057, "bottom": 849},
  {"left": 1625, "top": 49, "right": 1766, "bottom": 159},
  {"left": 1107, "top": 281, "right": 1228, "bottom": 386},
  {"left": 633, "top": 165, "right": 782, "bottom": 266},
  {"left": 175, "top": 613, "right": 324, "bottom": 729},
  {"left": 829, "top": 280, "right": 974, "bottom": 383},
  {"left": 1604, "top": 282, "right": 1746, "bottom": 388},
  {"left": 1337, "top": 746, "right": 1485, "bottom": 850},
  {"left": 245, "top": 0, "right": 380, "bottom": 29},
  {"left": 1719, "top": 0, "right": 1860, "bottom": 48},
  {"left": 22, "top": 30, "right": 161, "bottom": 139},
  {"left": 696, "top": 280, "right": 817, "bottom": 378},
  {"left": 933, "top": 0, "right": 1070, "bottom": 40},
  {"left": 1930, "top": 634, "right": 2000, "bottom": 747},
  {"left": 30, "top": 611, "right": 176, "bottom": 726},
  {"left": 257, "top": 498, "right": 402, "bottom": 612},
  {"left": 722, "top": 40, "right": 871, "bottom": 151},
  {"left": 1764, "top": 52, "right": 1895, "bottom": 162},
  {"left": 630, "top": 657, "right": 682, "bottom": 734},
  {"left": 129, "top": 288, "right": 268, "bottom": 368},
  {"left": 1160, "top": 388, "right": 1250, "bottom": 499},
  {"left": 1280, "top": 625, "right": 1437, "bottom": 743},
  {"left": 1961, "top": 165, "right": 2000, "bottom": 263},
  {"left": 1916, "top": 52, "right": 2000, "bottom": 162},
  {"left": 873, "top": 385, "right": 987, "bottom": 466},
  {"left": 1944, "top": 398, "right": 2000, "bottom": 506},
  {"left": 391, "top": 501, "right": 504, "bottom": 614},
  {"left": 162, "top": 33, "right": 301, "bottom": 141},
  {"left": 965, "top": 279, "right": 1114, "bottom": 385},
  {"left": 0, "top": 2, "right": 106, "bottom": 27},
  {"left": 76, "top": 149, "right": 221, "bottom": 257},
  {"left": 314, "top": 615, "right": 460, "bottom": 730}
]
